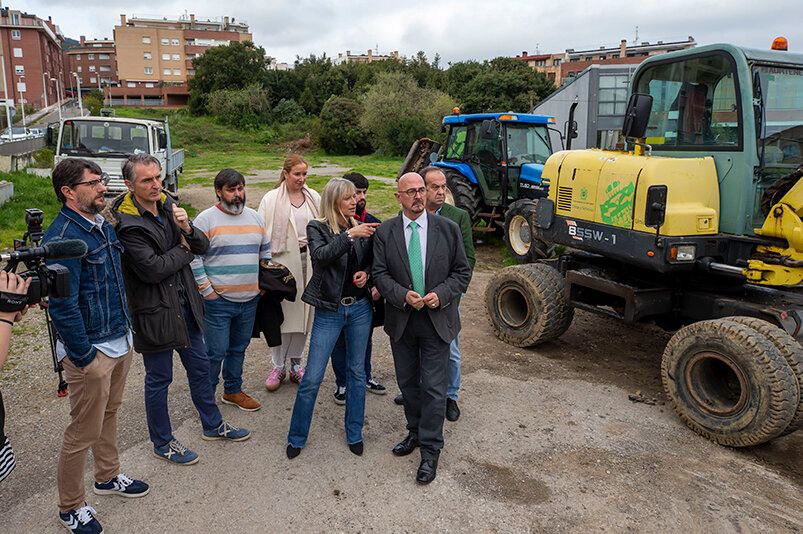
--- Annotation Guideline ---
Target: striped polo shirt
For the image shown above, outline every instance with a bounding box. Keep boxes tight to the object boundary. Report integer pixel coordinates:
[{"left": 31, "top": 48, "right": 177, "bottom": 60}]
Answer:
[{"left": 191, "top": 205, "right": 271, "bottom": 303}]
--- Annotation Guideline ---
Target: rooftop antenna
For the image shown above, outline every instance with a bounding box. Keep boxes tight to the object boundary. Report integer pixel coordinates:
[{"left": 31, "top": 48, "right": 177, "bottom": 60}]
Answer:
[
  {"left": 634, "top": 26, "right": 639, "bottom": 44},
  {"left": 535, "top": 42, "right": 540, "bottom": 54},
  {"left": 375, "top": 43, "right": 379, "bottom": 53}
]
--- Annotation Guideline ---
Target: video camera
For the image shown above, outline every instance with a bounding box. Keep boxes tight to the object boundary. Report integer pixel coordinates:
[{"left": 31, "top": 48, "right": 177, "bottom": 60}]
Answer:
[
  {"left": 1, "top": 209, "right": 87, "bottom": 306},
  {"left": 1, "top": 208, "right": 88, "bottom": 397}
]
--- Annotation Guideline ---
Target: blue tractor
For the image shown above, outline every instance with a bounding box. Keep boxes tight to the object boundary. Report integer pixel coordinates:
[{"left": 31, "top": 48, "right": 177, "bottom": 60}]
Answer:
[{"left": 400, "top": 112, "right": 559, "bottom": 261}]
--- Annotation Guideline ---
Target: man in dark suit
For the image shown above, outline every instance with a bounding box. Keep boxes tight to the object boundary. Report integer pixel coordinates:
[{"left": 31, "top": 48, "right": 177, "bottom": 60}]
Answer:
[{"left": 373, "top": 172, "right": 471, "bottom": 484}]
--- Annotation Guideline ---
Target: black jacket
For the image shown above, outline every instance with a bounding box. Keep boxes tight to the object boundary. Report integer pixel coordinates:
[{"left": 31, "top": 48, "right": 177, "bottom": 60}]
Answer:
[
  {"left": 103, "top": 192, "right": 209, "bottom": 354},
  {"left": 302, "top": 219, "right": 372, "bottom": 312}
]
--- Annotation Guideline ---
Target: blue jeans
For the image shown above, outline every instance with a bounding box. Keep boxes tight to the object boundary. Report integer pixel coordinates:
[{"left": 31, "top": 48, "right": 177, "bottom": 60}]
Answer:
[
  {"left": 143, "top": 307, "right": 222, "bottom": 447},
  {"left": 288, "top": 298, "right": 372, "bottom": 448},
  {"left": 331, "top": 331, "right": 373, "bottom": 387},
  {"left": 447, "top": 329, "right": 460, "bottom": 401},
  {"left": 203, "top": 295, "right": 259, "bottom": 394}
]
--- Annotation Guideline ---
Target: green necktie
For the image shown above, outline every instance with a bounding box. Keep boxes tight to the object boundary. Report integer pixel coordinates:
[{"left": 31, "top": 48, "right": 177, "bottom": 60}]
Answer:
[{"left": 408, "top": 221, "right": 425, "bottom": 296}]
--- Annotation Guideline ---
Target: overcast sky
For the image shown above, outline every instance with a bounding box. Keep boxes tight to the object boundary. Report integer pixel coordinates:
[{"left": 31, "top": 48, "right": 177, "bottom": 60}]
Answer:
[{"left": 20, "top": 0, "right": 803, "bottom": 64}]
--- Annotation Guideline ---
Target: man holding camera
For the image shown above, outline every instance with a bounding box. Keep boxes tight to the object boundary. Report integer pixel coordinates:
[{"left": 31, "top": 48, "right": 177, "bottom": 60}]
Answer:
[{"left": 44, "top": 159, "right": 149, "bottom": 534}]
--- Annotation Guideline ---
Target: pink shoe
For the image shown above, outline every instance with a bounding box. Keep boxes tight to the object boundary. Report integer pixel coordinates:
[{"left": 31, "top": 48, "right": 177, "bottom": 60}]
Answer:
[
  {"left": 265, "top": 367, "right": 286, "bottom": 391},
  {"left": 289, "top": 365, "right": 305, "bottom": 384}
]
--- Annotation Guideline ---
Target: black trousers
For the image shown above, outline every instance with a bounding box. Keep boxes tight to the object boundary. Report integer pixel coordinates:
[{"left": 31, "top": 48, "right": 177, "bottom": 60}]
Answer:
[{"left": 390, "top": 310, "right": 450, "bottom": 460}]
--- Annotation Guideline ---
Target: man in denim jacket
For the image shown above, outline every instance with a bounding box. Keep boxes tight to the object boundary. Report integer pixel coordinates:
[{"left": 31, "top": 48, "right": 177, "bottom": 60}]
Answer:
[{"left": 43, "top": 159, "right": 148, "bottom": 534}]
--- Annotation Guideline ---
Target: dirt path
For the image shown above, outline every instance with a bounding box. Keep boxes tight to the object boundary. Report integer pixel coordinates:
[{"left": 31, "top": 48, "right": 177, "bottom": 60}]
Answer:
[{"left": 1, "top": 204, "right": 801, "bottom": 532}]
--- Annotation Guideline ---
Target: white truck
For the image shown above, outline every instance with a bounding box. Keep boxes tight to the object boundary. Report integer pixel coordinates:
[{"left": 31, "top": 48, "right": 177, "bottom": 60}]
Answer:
[{"left": 50, "top": 116, "right": 184, "bottom": 194}]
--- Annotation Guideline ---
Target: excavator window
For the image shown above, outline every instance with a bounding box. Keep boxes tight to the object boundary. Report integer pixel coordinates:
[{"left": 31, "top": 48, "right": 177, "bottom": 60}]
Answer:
[{"left": 634, "top": 53, "right": 740, "bottom": 149}]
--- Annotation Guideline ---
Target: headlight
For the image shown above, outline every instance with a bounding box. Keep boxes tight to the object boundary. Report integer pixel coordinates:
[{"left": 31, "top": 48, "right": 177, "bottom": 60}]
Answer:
[{"left": 673, "top": 244, "right": 696, "bottom": 262}]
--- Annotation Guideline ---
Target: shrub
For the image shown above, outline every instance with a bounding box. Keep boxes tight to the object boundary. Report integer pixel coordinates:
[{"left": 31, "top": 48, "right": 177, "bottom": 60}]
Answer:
[
  {"left": 206, "top": 84, "right": 271, "bottom": 129},
  {"left": 360, "top": 72, "right": 455, "bottom": 156},
  {"left": 271, "top": 98, "right": 306, "bottom": 124},
  {"left": 33, "top": 148, "right": 54, "bottom": 168},
  {"left": 318, "top": 97, "right": 371, "bottom": 155}
]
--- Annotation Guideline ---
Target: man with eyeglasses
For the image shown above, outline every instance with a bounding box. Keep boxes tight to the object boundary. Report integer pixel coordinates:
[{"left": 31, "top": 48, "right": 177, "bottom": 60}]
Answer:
[
  {"left": 393, "top": 167, "right": 476, "bottom": 421},
  {"left": 43, "top": 159, "right": 149, "bottom": 534},
  {"left": 373, "top": 172, "right": 471, "bottom": 485}
]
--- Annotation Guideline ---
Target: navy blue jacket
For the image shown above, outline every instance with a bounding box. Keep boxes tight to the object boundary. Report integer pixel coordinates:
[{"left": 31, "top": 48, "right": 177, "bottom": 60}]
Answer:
[{"left": 43, "top": 205, "right": 131, "bottom": 368}]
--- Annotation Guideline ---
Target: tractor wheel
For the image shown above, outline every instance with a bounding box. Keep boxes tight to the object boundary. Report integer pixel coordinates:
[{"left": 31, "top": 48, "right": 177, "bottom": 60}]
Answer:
[
  {"left": 485, "top": 263, "right": 573, "bottom": 347},
  {"left": 722, "top": 316, "right": 802, "bottom": 436},
  {"left": 446, "top": 171, "right": 481, "bottom": 226},
  {"left": 661, "top": 319, "right": 798, "bottom": 447},
  {"left": 504, "top": 199, "right": 554, "bottom": 263}
]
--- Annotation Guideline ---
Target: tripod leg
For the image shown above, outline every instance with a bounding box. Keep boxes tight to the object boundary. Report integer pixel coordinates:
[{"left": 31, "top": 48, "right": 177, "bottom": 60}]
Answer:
[{"left": 43, "top": 303, "right": 68, "bottom": 397}]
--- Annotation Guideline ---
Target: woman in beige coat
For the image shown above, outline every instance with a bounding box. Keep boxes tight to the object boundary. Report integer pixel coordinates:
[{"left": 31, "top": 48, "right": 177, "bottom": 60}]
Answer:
[{"left": 258, "top": 155, "right": 321, "bottom": 391}]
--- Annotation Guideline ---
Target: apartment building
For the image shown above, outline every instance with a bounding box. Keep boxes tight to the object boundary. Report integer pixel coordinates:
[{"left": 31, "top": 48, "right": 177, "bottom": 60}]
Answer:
[
  {"left": 0, "top": 7, "right": 65, "bottom": 116},
  {"left": 110, "top": 13, "right": 251, "bottom": 106},
  {"left": 515, "top": 52, "right": 563, "bottom": 85},
  {"left": 334, "top": 49, "right": 400, "bottom": 65},
  {"left": 65, "top": 36, "right": 117, "bottom": 91}
]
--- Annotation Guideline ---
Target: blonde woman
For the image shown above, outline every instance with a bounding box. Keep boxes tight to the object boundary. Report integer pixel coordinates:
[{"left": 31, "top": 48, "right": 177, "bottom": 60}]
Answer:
[
  {"left": 258, "top": 155, "right": 320, "bottom": 390},
  {"left": 286, "top": 178, "right": 378, "bottom": 458}
]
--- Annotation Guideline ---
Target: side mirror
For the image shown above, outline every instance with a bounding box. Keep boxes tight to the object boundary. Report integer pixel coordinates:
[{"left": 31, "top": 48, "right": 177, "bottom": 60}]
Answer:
[
  {"left": 644, "top": 185, "right": 667, "bottom": 228},
  {"left": 570, "top": 121, "right": 578, "bottom": 139},
  {"left": 158, "top": 132, "right": 168, "bottom": 149},
  {"left": 46, "top": 126, "right": 53, "bottom": 145},
  {"left": 479, "top": 119, "right": 496, "bottom": 140},
  {"left": 622, "top": 93, "right": 653, "bottom": 139}
]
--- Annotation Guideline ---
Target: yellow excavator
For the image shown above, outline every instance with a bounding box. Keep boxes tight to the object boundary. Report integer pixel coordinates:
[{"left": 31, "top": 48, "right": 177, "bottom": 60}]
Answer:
[{"left": 485, "top": 42, "right": 802, "bottom": 447}]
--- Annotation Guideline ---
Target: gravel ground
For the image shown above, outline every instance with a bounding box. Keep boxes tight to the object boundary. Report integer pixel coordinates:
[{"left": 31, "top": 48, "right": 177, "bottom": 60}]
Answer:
[{"left": 1, "top": 183, "right": 800, "bottom": 533}]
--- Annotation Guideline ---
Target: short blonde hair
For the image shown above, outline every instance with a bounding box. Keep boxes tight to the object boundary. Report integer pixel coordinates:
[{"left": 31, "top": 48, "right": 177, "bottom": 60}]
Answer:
[{"left": 318, "top": 178, "right": 356, "bottom": 234}]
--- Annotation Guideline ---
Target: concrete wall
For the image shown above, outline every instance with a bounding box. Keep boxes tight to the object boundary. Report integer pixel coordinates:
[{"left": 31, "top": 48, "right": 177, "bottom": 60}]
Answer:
[
  {"left": 0, "top": 180, "right": 12, "bottom": 207},
  {"left": 534, "top": 70, "right": 592, "bottom": 150}
]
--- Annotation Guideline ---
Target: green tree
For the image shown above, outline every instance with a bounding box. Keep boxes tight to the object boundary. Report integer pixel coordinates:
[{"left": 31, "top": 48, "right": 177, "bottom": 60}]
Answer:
[
  {"left": 205, "top": 84, "right": 271, "bottom": 129},
  {"left": 318, "top": 96, "right": 371, "bottom": 155},
  {"left": 188, "top": 41, "right": 267, "bottom": 114},
  {"left": 450, "top": 57, "right": 555, "bottom": 113},
  {"left": 360, "top": 72, "right": 455, "bottom": 156}
]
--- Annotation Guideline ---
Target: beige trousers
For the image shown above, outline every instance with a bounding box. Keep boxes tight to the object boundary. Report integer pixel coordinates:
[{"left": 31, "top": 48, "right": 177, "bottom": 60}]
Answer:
[{"left": 57, "top": 348, "right": 133, "bottom": 512}]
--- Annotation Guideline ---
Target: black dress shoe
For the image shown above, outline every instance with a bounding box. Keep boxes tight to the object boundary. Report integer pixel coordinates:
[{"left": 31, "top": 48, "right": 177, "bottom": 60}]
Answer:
[
  {"left": 392, "top": 433, "right": 419, "bottom": 456},
  {"left": 286, "top": 444, "right": 301, "bottom": 459},
  {"left": 394, "top": 394, "right": 404, "bottom": 406},
  {"left": 416, "top": 458, "right": 438, "bottom": 484},
  {"left": 446, "top": 398, "right": 460, "bottom": 422},
  {"left": 349, "top": 441, "right": 364, "bottom": 456}
]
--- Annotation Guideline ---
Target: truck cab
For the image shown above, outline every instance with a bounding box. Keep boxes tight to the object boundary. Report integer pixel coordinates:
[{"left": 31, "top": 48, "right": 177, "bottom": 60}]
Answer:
[{"left": 52, "top": 116, "right": 184, "bottom": 194}]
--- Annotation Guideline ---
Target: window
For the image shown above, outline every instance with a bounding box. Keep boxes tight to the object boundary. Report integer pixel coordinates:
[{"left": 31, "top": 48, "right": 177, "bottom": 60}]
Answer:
[
  {"left": 163, "top": 68, "right": 171, "bottom": 75},
  {"left": 598, "top": 74, "right": 630, "bottom": 116},
  {"left": 570, "top": 58, "right": 579, "bottom": 63},
  {"left": 145, "top": 83, "right": 154, "bottom": 88},
  {"left": 98, "top": 54, "right": 110, "bottom": 60},
  {"left": 144, "top": 67, "right": 153, "bottom": 74},
  {"left": 187, "top": 69, "right": 195, "bottom": 76},
  {"left": 161, "top": 38, "right": 169, "bottom": 45},
  {"left": 173, "top": 68, "right": 181, "bottom": 75},
  {"left": 14, "top": 65, "right": 24, "bottom": 75},
  {"left": 76, "top": 54, "right": 81, "bottom": 61},
  {"left": 89, "top": 66, "right": 96, "bottom": 72},
  {"left": 88, "top": 54, "right": 94, "bottom": 60},
  {"left": 11, "top": 30, "right": 20, "bottom": 40},
  {"left": 142, "top": 36, "right": 151, "bottom": 44},
  {"left": 143, "top": 52, "right": 152, "bottom": 60},
  {"left": 11, "top": 47, "right": 22, "bottom": 58},
  {"left": 127, "top": 82, "right": 136, "bottom": 88},
  {"left": 90, "top": 77, "right": 96, "bottom": 83},
  {"left": 10, "top": 13, "right": 20, "bottom": 25},
  {"left": 171, "top": 39, "right": 180, "bottom": 46},
  {"left": 634, "top": 53, "right": 740, "bottom": 149},
  {"left": 162, "top": 53, "right": 170, "bottom": 60},
  {"left": 100, "top": 65, "right": 111, "bottom": 72},
  {"left": 77, "top": 66, "right": 82, "bottom": 72},
  {"left": 172, "top": 54, "right": 180, "bottom": 61},
  {"left": 553, "top": 59, "right": 561, "bottom": 66}
]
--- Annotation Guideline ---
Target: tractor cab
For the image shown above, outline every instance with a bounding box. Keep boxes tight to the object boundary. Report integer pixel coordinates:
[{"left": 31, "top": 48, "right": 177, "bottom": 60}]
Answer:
[{"left": 434, "top": 113, "right": 556, "bottom": 228}]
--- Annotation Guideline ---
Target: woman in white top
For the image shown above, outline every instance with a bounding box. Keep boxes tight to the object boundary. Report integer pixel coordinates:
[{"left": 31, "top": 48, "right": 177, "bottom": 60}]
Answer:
[{"left": 258, "top": 155, "right": 321, "bottom": 390}]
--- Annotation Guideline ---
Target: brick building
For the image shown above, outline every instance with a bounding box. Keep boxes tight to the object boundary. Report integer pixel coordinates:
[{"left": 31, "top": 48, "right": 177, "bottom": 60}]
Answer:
[
  {"left": 109, "top": 13, "right": 252, "bottom": 107},
  {"left": 0, "top": 6, "right": 65, "bottom": 117},
  {"left": 515, "top": 52, "right": 564, "bottom": 85},
  {"left": 64, "top": 36, "right": 117, "bottom": 93}
]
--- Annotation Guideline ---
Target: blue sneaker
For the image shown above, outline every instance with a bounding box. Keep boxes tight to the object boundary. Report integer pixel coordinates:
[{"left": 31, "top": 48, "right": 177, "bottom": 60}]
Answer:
[
  {"left": 153, "top": 439, "right": 199, "bottom": 465},
  {"left": 93, "top": 473, "right": 149, "bottom": 498},
  {"left": 58, "top": 504, "right": 103, "bottom": 534},
  {"left": 202, "top": 421, "right": 251, "bottom": 441}
]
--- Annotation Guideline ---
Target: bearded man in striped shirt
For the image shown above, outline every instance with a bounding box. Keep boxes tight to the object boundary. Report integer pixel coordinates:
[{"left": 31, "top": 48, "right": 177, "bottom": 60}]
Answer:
[{"left": 191, "top": 169, "right": 271, "bottom": 412}]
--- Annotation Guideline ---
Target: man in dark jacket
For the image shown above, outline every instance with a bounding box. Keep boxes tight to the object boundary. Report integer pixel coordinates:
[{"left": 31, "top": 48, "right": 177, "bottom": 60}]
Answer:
[{"left": 107, "top": 154, "right": 250, "bottom": 466}]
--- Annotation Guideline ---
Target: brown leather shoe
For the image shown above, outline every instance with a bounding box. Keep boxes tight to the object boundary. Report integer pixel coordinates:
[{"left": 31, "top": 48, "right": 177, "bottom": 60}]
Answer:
[{"left": 222, "top": 391, "right": 261, "bottom": 412}]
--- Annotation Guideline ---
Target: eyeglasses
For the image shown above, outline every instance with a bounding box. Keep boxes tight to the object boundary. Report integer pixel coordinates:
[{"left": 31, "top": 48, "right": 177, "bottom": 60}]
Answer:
[
  {"left": 73, "top": 176, "right": 109, "bottom": 189},
  {"left": 400, "top": 187, "right": 427, "bottom": 198}
]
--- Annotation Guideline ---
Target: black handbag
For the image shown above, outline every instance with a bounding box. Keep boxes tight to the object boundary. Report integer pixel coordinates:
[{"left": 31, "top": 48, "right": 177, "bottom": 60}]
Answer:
[{"left": 258, "top": 260, "right": 297, "bottom": 302}]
